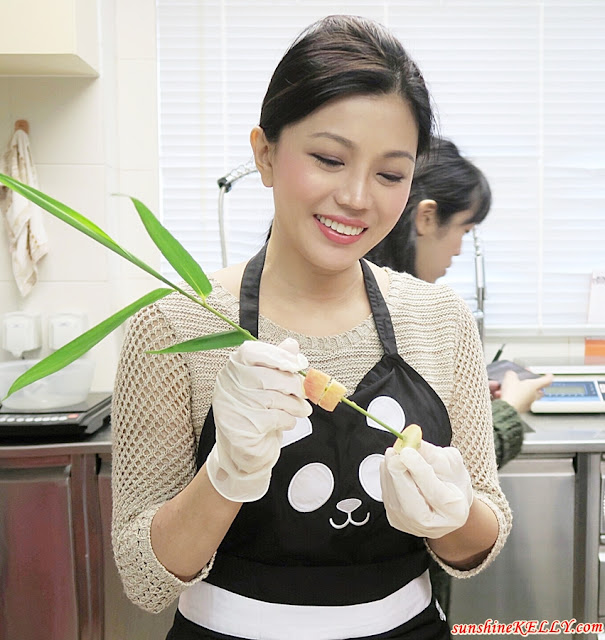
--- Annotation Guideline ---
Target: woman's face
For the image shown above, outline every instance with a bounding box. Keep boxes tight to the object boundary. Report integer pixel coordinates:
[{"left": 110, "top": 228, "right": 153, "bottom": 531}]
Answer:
[
  {"left": 414, "top": 208, "right": 476, "bottom": 283},
  {"left": 254, "top": 93, "right": 418, "bottom": 273}
]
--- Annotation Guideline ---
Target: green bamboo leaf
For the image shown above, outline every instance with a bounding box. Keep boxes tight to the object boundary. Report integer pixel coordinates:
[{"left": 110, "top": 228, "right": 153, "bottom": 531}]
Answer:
[
  {"left": 127, "top": 196, "right": 212, "bottom": 300},
  {"left": 0, "top": 173, "right": 177, "bottom": 291},
  {"left": 2, "top": 288, "right": 172, "bottom": 400},
  {"left": 147, "top": 330, "right": 251, "bottom": 354},
  {"left": 0, "top": 173, "right": 400, "bottom": 434}
]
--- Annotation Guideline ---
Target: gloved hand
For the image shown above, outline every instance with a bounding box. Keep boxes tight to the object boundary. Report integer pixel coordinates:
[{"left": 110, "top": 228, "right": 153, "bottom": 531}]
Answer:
[
  {"left": 380, "top": 440, "right": 473, "bottom": 538},
  {"left": 206, "top": 338, "right": 312, "bottom": 502}
]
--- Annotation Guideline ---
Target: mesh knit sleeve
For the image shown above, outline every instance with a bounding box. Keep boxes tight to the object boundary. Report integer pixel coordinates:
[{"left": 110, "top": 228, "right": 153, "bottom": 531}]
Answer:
[
  {"left": 110, "top": 303, "right": 212, "bottom": 613},
  {"left": 433, "top": 300, "right": 513, "bottom": 578}
]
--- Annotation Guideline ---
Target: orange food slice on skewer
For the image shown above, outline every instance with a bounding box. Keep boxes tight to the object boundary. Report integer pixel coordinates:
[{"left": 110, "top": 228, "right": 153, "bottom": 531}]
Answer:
[
  {"left": 318, "top": 378, "right": 348, "bottom": 411},
  {"left": 303, "top": 368, "right": 332, "bottom": 404},
  {"left": 303, "top": 368, "right": 347, "bottom": 411}
]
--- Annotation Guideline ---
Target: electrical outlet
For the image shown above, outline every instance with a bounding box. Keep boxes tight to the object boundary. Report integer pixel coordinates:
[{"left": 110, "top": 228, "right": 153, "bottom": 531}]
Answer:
[
  {"left": 48, "top": 312, "right": 88, "bottom": 350},
  {"left": 1, "top": 312, "right": 42, "bottom": 358}
]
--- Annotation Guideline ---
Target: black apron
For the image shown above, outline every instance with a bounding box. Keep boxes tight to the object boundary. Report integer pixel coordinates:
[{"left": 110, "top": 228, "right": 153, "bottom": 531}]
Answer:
[{"left": 168, "top": 246, "right": 453, "bottom": 640}]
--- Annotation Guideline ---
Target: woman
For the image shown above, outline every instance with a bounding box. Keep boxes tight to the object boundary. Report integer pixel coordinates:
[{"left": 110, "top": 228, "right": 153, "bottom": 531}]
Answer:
[
  {"left": 111, "top": 16, "right": 511, "bottom": 639},
  {"left": 366, "top": 136, "right": 552, "bottom": 614}
]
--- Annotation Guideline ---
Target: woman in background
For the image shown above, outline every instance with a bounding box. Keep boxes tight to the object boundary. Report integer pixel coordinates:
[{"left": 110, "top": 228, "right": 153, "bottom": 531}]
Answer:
[{"left": 367, "top": 136, "right": 552, "bottom": 614}]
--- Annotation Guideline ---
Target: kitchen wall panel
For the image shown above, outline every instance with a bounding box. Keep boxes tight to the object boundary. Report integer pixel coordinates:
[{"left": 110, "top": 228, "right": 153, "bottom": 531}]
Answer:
[{"left": 0, "top": 0, "right": 160, "bottom": 395}]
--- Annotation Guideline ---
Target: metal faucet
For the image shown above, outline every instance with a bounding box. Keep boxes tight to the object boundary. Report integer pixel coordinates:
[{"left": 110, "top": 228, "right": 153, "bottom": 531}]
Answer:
[
  {"left": 472, "top": 226, "right": 486, "bottom": 346},
  {"left": 217, "top": 160, "right": 259, "bottom": 268}
]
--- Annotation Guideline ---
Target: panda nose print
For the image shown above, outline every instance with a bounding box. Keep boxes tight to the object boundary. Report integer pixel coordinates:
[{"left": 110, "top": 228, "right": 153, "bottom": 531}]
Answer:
[
  {"left": 330, "top": 498, "right": 370, "bottom": 530},
  {"left": 336, "top": 498, "right": 362, "bottom": 514}
]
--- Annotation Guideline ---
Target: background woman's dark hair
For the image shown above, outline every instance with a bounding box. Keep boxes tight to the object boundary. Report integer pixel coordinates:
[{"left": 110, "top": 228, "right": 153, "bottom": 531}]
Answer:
[
  {"left": 365, "top": 137, "right": 492, "bottom": 275},
  {"left": 259, "top": 15, "right": 434, "bottom": 156}
]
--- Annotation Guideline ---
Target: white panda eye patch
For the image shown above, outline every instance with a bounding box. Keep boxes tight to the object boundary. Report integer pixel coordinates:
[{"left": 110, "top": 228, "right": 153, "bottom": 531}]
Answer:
[
  {"left": 288, "top": 463, "right": 334, "bottom": 513},
  {"left": 281, "top": 416, "right": 313, "bottom": 448},
  {"left": 359, "top": 454, "right": 385, "bottom": 502},
  {"left": 366, "top": 396, "right": 405, "bottom": 434}
]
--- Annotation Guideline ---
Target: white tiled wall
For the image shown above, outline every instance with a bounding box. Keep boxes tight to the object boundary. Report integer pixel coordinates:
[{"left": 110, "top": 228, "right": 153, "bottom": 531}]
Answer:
[{"left": 0, "top": 0, "right": 160, "bottom": 392}]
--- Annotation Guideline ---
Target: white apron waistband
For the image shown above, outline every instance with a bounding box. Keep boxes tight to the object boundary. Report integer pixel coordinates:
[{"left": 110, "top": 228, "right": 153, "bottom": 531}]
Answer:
[{"left": 178, "top": 569, "right": 431, "bottom": 640}]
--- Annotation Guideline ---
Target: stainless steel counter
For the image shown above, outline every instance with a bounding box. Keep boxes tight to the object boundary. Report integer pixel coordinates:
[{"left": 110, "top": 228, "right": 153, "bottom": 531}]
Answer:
[
  {"left": 522, "top": 411, "right": 605, "bottom": 454},
  {"left": 451, "top": 410, "right": 605, "bottom": 639}
]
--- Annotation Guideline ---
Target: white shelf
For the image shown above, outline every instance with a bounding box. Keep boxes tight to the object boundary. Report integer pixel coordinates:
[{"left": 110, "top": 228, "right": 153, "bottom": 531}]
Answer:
[
  {"left": 0, "top": 0, "right": 99, "bottom": 78},
  {"left": 0, "top": 54, "right": 98, "bottom": 77}
]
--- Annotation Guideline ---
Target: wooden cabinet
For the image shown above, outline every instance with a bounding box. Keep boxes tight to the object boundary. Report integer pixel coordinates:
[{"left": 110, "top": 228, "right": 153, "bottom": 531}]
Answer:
[
  {"left": 0, "top": 0, "right": 99, "bottom": 76},
  {"left": 0, "top": 430, "right": 176, "bottom": 640},
  {"left": 0, "top": 453, "right": 103, "bottom": 639}
]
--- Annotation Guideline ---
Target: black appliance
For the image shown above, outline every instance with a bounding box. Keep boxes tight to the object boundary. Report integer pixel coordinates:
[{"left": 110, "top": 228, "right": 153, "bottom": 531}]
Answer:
[{"left": 0, "top": 392, "right": 111, "bottom": 439}]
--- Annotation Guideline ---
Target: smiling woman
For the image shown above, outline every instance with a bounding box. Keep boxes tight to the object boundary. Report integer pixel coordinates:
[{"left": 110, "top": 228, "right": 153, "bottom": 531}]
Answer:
[
  {"left": 250, "top": 92, "right": 417, "bottom": 281},
  {"left": 109, "top": 15, "right": 511, "bottom": 640}
]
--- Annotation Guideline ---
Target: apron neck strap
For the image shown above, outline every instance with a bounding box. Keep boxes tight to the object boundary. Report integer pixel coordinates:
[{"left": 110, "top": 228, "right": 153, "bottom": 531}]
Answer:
[
  {"left": 239, "top": 244, "right": 266, "bottom": 338},
  {"left": 239, "top": 245, "right": 397, "bottom": 355},
  {"left": 359, "top": 259, "right": 398, "bottom": 355}
]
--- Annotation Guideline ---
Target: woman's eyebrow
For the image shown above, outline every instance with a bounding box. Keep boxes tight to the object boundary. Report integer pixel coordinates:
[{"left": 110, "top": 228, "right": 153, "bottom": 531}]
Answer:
[
  {"left": 384, "top": 150, "right": 416, "bottom": 162},
  {"left": 310, "top": 131, "right": 354, "bottom": 148},
  {"left": 309, "top": 132, "right": 415, "bottom": 162}
]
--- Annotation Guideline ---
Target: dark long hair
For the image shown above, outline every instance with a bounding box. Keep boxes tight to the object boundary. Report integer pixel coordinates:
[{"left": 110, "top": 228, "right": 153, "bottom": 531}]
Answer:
[
  {"left": 366, "top": 137, "right": 492, "bottom": 275},
  {"left": 259, "top": 15, "right": 434, "bottom": 156}
]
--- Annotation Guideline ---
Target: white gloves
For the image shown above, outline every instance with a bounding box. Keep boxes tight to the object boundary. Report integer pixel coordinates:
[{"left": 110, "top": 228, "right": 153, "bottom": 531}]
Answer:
[
  {"left": 380, "top": 440, "right": 473, "bottom": 538},
  {"left": 206, "top": 338, "right": 311, "bottom": 502}
]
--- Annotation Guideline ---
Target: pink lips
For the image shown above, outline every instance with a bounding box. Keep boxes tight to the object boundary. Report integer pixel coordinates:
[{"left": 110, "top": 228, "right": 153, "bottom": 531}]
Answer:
[{"left": 314, "top": 215, "right": 367, "bottom": 246}]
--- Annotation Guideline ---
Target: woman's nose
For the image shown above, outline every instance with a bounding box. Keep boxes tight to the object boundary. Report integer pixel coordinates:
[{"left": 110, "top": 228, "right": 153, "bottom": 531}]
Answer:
[{"left": 335, "top": 173, "right": 371, "bottom": 210}]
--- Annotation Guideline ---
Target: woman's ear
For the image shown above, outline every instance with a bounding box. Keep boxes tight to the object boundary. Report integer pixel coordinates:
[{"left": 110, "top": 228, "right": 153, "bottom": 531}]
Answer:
[
  {"left": 415, "top": 199, "right": 438, "bottom": 236},
  {"left": 250, "top": 126, "right": 274, "bottom": 187}
]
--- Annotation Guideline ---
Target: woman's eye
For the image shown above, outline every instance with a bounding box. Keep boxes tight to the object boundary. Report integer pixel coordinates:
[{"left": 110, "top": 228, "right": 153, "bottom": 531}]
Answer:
[
  {"left": 379, "top": 173, "right": 404, "bottom": 183},
  {"left": 312, "top": 154, "right": 343, "bottom": 168}
]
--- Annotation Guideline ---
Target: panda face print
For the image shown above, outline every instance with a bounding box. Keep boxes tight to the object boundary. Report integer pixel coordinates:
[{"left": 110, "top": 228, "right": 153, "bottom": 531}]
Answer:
[{"left": 281, "top": 396, "right": 406, "bottom": 531}]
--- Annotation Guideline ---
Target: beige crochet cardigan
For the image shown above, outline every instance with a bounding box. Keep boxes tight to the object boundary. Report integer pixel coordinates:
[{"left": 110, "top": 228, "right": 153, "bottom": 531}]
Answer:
[{"left": 111, "top": 267, "right": 512, "bottom": 613}]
